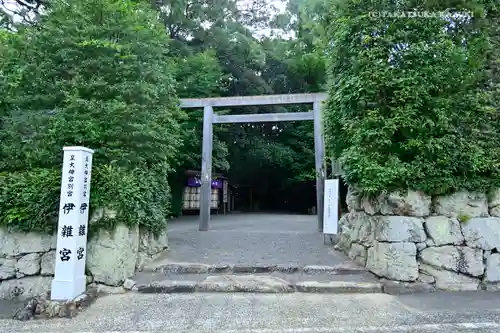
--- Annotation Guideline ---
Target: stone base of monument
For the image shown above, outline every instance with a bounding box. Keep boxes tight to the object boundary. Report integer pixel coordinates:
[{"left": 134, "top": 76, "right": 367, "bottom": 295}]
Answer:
[{"left": 12, "top": 286, "right": 98, "bottom": 321}]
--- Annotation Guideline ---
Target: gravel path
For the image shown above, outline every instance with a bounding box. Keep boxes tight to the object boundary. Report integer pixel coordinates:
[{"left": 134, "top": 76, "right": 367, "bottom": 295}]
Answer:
[{"left": 165, "top": 213, "right": 347, "bottom": 266}]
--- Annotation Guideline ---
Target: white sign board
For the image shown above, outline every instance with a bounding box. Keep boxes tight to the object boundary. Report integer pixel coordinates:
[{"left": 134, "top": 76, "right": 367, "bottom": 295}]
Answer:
[
  {"left": 323, "top": 179, "right": 339, "bottom": 235},
  {"left": 223, "top": 180, "right": 228, "bottom": 203},
  {"left": 51, "top": 146, "right": 94, "bottom": 301}
]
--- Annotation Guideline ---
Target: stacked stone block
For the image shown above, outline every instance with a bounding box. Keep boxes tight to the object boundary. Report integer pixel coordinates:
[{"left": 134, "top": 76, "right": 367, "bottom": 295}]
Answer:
[
  {"left": 339, "top": 188, "right": 500, "bottom": 291},
  {"left": 0, "top": 208, "right": 168, "bottom": 300}
]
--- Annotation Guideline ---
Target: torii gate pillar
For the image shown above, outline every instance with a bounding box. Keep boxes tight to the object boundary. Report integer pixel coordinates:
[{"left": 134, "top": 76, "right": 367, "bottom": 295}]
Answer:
[
  {"left": 199, "top": 105, "right": 213, "bottom": 231},
  {"left": 313, "top": 101, "right": 325, "bottom": 232}
]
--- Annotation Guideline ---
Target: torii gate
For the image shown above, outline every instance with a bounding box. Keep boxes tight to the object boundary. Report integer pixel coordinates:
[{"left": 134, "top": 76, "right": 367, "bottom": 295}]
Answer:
[{"left": 179, "top": 93, "right": 327, "bottom": 232}]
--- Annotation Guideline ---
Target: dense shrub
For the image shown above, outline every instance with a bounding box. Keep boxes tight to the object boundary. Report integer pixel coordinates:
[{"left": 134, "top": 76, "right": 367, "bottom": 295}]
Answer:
[
  {"left": 0, "top": 169, "right": 60, "bottom": 233},
  {"left": 0, "top": 164, "right": 172, "bottom": 235},
  {"left": 323, "top": 0, "right": 500, "bottom": 195},
  {"left": 0, "top": 0, "right": 183, "bottom": 233},
  {"left": 90, "top": 164, "right": 172, "bottom": 235}
]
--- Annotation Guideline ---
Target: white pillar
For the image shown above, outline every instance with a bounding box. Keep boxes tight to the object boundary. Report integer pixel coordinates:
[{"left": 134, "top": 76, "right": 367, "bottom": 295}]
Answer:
[{"left": 51, "top": 146, "right": 94, "bottom": 301}]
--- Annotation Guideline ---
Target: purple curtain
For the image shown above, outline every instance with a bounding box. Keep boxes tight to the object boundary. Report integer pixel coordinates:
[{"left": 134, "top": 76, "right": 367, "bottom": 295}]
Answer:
[{"left": 187, "top": 177, "right": 223, "bottom": 189}]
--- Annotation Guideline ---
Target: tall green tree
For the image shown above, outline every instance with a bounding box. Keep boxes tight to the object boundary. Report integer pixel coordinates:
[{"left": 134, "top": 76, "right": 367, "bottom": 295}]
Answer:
[
  {"left": 0, "top": 0, "right": 183, "bottom": 232},
  {"left": 323, "top": 0, "right": 500, "bottom": 195},
  {"left": 2, "top": 0, "right": 335, "bottom": 216}
]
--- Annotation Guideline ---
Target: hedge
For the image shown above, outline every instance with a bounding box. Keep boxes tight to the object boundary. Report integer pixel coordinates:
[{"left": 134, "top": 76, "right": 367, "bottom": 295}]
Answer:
[
  {"left": 323, "top": 0, "right": 500, "bottom": 196},
  {"left": 0, "top": 0, "right": 183, "bottom": 234},
  {"left": 0, "top": 165, "right": 172, "bottom": 235}
]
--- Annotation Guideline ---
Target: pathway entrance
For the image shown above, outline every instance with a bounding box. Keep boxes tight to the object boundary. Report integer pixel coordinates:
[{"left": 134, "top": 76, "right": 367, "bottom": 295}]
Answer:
[
  {"left": 166, "top": 213, "right": 344, "bottom": 266},
  {"left": 130, "top": 94, "right": 379, "bottom": 293},
  {"left": 133, "top": 213, "right": 380, "bottom": 293},
  {"left": 179, "top": 93, "right": 328, "bottom": 232}
]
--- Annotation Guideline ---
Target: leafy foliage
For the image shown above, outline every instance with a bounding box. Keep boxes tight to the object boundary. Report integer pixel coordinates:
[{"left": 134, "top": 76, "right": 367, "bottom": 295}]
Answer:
[
  {"left": 323, "top": 0, "right": 500, "bottom": 196},
  {"left": 155, "top": 0, "right": 326, "bottom": 211},
  {"left": 0, "top": 0, "right": 344, "bottom": 228},
  {"left": 0, "top": 168, "right": 60, "bottom": 233},
  {"left": 171, "top": 50, "right": 230, "bottom": 172},
  {"left": 0, "top": 0, "right": 182, "bottom": 233}
]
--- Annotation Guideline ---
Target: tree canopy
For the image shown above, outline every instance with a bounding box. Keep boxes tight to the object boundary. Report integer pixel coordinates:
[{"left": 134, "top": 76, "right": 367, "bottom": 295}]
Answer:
[
  {"left": 323, "top": 0, "right": 500, "bottom": 195},
  {"left": 0, "top": 0, "right": 183, "bottom": 232},
  {"left": 1, "top": 0, "right": 499, "bottom": 233},
  {"left": 0, "top": 0, "right": 329, "bottom": 233}
]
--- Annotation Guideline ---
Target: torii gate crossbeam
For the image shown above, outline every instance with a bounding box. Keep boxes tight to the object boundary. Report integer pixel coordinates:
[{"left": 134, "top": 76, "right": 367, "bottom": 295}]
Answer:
[{"left": 179, "top": 93, "right": 327, "bottom": 232}]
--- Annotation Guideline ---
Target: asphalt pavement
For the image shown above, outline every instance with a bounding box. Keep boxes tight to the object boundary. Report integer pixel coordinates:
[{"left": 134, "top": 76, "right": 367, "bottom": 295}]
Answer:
[
  {"left": 1, "top": 292, "right": 500, "bottom": 332},
  {"left": 3, "top": 214, "right": 499, "bottom": 332}
]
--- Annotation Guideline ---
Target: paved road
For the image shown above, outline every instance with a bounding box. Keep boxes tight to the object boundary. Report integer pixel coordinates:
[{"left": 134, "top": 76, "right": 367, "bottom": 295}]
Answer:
[
  {"left": 2, "top": 292, "right": 500, "bottom": 332},
  {"left": 166, "top": 213, "right": 346, "bottom": 266}
]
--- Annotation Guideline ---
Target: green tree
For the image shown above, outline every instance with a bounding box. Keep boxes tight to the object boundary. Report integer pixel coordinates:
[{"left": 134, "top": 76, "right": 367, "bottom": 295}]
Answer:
[
  {"left": 157, "top": 0, "right": 327, "bottom": 211},
  {"left": 171, "top": 50, "right": 230, "bottom": 172},
  {"left": 1, "top": 0, "right": 334, "bottom": 219},
  {"left": 0, "top": 0, "right": 183, "bottom": 233},
  {"left": 323, "top": 0, "right": 500, "bottom": 195}
]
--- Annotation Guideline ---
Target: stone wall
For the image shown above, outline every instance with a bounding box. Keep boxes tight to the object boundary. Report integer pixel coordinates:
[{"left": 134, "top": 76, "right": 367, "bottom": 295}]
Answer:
[
  {"left": 338, "top": 187, "right": 500, "bottom": 291},
  {"left": 0, "top": 218, "right": 168, "bottom": 300}
]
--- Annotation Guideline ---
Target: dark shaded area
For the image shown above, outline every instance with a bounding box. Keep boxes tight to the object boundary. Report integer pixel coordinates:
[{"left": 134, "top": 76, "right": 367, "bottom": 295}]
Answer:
[
  {"left": 232, "top": 181, "right": 315, "bottom": 214},
  {"left": 231, "top": 177, "right": 348, "bottom": 214}
]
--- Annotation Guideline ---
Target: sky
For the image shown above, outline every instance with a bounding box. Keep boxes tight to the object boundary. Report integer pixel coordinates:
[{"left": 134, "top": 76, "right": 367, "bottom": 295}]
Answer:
[
  {"left": 238, "top": 0, "right": 290, "bottom": 38},
  {"left": 2, "top": 0, "right": 291, "bottom": 38},
  {"left": 2, "top": 0, "right": 18, "bottom": 14}
]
